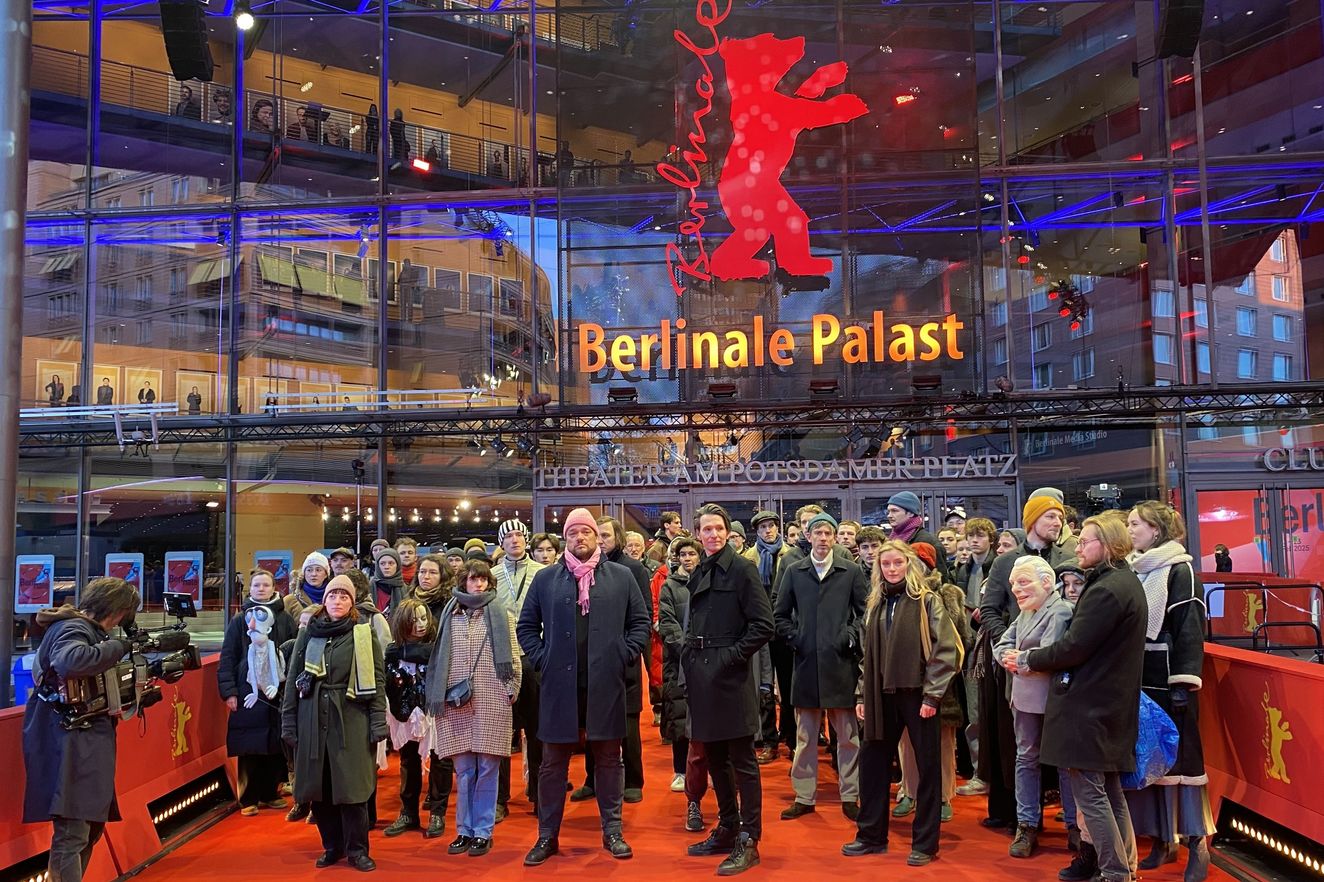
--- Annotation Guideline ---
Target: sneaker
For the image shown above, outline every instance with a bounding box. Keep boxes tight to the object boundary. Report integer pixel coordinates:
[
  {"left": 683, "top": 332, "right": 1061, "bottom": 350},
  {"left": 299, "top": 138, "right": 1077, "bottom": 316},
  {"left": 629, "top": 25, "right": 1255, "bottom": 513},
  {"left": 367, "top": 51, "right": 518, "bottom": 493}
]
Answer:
[
  {"left": 670, "top": 773, "right": 686, "bottom": 792},
  {"left": 240, "top": 805, "right": 259, "bottom": 817},
  {"left": 891, "top": 796, "right": 915, "bottom": 818},
  {"left": 940, "top": 802, "right": 954, "bottom": 823},
  {"left": 260, "top": 798, "right": 288, "bottom": 809},
  {"left": 716, "top": 833, "right": 760, "bottom": 876},
  {"left": 1010, "top": 823, "right": 1039, "bottom": 858},
  {"left": 570, "top": 785, "right": 595, "bottom": 802},
  {"left": 286, "top": 803, "right": 311, "bottom": 822},
  {"left": 424, "top": 813, "right": 446, "bottom": 839},
  {"left": 955, "top": 778, "right": 989, "bottom": 796},
  {"left": 685, "top": 801, "right": 705, "bottom": 832},
  {"left": 383, "top": 814, "right": 419, "bottom": 837}
]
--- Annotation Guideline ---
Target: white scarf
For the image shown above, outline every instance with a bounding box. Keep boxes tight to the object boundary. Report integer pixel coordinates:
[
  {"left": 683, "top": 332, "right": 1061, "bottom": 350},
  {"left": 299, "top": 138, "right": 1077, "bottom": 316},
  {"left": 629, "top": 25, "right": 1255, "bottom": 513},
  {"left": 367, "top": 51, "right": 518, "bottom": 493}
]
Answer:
[
  {"left": 1128, "top": 541, "right": 1192, "bottom": 641},
  {"left": 244, "top": 606, "right": 286, "bottom": 707}
]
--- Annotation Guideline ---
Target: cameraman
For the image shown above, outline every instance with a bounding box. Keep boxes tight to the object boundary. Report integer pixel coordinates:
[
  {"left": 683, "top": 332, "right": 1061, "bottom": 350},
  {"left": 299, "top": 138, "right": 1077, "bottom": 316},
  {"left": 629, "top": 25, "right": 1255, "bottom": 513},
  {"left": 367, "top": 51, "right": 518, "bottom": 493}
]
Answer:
[{"left": 23, "top": 577, "right": 141, "bottom": 882}]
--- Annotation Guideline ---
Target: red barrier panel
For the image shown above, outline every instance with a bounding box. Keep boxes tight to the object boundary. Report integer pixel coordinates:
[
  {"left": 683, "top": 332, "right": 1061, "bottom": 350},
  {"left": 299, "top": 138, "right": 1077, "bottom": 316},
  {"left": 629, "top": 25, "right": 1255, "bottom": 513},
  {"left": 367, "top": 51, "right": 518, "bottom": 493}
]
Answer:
[
  {"left": 1200, "top": 643, "right": 1324, "bottom": 843},
  {"left": 0, "top": 653, "right": 231, "bottom": 879},
  {"left": 1199, "top": 572, "right": 1321, "bottom": 649}
]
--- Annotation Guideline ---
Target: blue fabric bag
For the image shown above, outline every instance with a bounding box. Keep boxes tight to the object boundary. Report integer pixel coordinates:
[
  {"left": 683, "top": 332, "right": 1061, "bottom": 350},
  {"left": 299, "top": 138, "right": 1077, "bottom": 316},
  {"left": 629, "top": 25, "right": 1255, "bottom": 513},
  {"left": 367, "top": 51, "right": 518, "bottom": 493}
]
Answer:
[{"left": 1122, "top": 692, "right": 1179, "bottom": 790}]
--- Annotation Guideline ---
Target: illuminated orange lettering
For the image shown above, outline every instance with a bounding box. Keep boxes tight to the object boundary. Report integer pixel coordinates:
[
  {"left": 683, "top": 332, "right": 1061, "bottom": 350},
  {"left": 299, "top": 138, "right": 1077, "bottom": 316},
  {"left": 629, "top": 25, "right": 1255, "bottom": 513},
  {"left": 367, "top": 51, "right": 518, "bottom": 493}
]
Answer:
[
  {"left": 888, "top": 323, "right": 915, "bottom": 361},
  {"left": 943, "top": 313, "right": 965, "bottom": 358},
  {"left": 918, "top": 322, "right": 941, "bottom": 361},
  {"left": 639, "top": 332, "right": 658, "bottom": 371},
  {"left": 722, "top": 331, "right": 749, "bottom": 368},
  {"left": 812, "top": 314, "right": 840, "bottom": 364},
  {"left": 692, "top": 330, "right": 719, "bottom": 368},
  {"left": 842, "top": 325, "right": 869, "bottom": 364},
  {"left": 770, "top": 329, "right": 794, "bottom": 366},
  {"left": 579, "top": 322, "right": 606, "bottom": 372},
  {"left": 611, "top": 334, "right": 638, "bottom": 372}
]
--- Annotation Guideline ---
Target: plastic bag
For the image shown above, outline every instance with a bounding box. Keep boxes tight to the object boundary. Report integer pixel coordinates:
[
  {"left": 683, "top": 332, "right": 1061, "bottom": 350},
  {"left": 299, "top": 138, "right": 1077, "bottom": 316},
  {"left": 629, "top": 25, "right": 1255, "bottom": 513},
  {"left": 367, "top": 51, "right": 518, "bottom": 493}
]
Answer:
[{"left": 1122, "top": 692, "right": 1179, "bottom": 790}]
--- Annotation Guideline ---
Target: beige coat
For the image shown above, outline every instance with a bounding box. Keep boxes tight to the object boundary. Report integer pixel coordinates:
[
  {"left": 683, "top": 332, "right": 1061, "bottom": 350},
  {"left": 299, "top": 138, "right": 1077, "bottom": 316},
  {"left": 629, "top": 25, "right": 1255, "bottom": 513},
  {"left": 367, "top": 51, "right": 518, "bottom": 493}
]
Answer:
[{"left": 434, "top": 606, "right": 522, "bottom": 758}]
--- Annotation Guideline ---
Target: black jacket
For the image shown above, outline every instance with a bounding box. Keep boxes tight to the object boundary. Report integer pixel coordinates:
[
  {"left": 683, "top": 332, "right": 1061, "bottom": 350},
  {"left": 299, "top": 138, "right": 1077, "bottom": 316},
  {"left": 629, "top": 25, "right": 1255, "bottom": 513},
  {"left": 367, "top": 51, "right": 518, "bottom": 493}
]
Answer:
[
  {"left": 773, "top": 552, "right": 867, "bottom": 709},
  {"left": 683, "top": 545, "right": 774, "bottom": 742},
  {"left": 607, "top": 547, "right": 654, "bottom": 714},
  {"left": 23, "top": 611, "right": 129, "bottom": 823},
  {"left": 656, "top": 570, "right": 692, "bottom": 743},
  {"left": 217, "top": 599, "right": 297, "bottom": 756},
  {"left": 1024, "top": 562, "right": 1146, "bottom": 772}
]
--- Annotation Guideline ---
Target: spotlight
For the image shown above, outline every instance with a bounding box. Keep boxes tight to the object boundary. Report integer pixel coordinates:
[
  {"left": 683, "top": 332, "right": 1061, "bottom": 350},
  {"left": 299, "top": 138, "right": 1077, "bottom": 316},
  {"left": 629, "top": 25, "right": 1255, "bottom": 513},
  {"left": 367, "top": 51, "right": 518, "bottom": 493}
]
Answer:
[
  {"left": 235, "top": 1, "right": 255, "bottom": 31},
  {"left": 707, "top": 382, "right": 738, "bottom": 400},
  {"left": 809, "top": 378, "right": 840, "bottom": 397},
  {"left": 607, "top": 386, "right": 638, "bottom": 404},
  {"left": 911, "top": 375, "right": 943, "bottom": 396},
  {"left": 490, "top": 437, "right": 509, "bottom": 456}
]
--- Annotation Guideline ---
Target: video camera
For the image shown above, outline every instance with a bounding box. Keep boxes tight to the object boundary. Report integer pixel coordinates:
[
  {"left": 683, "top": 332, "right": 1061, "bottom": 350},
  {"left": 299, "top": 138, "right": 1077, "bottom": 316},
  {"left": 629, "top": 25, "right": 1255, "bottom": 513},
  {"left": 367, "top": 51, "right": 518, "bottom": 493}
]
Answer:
[{"left": 39, "top": 592, "right": 202, "bottom": 730}]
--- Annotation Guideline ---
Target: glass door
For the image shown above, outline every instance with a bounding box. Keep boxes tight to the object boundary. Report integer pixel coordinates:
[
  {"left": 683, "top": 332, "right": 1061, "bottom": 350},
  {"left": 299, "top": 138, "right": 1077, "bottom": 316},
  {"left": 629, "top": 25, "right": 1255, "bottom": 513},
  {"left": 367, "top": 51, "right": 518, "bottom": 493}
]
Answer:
[{"left": 1281, "top": 483, "right": 1324, "bottom": 585}]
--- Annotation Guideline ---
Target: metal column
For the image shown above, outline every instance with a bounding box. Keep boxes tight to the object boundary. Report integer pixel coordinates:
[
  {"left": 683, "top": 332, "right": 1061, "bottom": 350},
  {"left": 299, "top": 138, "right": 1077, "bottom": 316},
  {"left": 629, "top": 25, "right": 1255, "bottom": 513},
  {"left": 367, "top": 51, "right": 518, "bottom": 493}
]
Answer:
[{"left": 0, "top": 0, "right": 35, "bottom": 707}]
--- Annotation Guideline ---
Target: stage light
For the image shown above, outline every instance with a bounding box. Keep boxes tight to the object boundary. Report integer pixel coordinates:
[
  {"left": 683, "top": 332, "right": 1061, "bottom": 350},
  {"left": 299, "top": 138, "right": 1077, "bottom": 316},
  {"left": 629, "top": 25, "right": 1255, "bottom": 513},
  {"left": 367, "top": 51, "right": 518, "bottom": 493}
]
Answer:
[
  {"left": 894, "top": 94, "right": 917, "bottom": 106},
  {"left": 707, "top": 382, "right": 738, "bottom": 400},
  {"left": 412, "top": 158, "right": 431, "bottom": 172},
  {"left": 235, "top": 1, "right": 254, "bottom": 31}
]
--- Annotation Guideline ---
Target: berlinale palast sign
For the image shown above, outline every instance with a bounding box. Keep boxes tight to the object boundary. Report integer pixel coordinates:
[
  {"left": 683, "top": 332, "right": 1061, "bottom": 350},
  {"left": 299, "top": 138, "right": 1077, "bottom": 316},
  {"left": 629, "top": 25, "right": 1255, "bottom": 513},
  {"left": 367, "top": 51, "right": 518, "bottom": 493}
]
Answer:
[{"left": 535, "top": 454, "right": 1018, "bottom": 490}]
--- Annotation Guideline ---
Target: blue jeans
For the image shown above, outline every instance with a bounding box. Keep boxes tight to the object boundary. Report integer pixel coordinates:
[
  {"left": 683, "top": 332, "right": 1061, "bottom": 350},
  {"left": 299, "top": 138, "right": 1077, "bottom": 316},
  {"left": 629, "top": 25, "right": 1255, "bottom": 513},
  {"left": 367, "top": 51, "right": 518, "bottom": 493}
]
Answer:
[
  {"left": 1011, "top": 708, "right": 1044, "bottom": 826},
  {"left": 454, "top": 752, "right": 501, "bottom": 838},
  {"left": 1061, "top": 768, "right": 1078, "bottom": 829}
]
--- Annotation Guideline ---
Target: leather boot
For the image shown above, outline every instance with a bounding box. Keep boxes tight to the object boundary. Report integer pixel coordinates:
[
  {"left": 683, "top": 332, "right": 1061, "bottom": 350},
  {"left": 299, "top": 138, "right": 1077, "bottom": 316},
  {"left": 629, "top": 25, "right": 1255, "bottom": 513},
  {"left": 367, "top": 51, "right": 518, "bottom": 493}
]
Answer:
[
  {"left": 1138, "top": 836, "right": 1179, "bottom": 869},
  {"left": 1184, "top": 835, "right": 1210, "bottom": 882},
  {"left": 1058, "top": 842, "right": 1097, "bottom": 882},
  {"left": 717, "top": 834, "right": 760, "bottom": 876}
]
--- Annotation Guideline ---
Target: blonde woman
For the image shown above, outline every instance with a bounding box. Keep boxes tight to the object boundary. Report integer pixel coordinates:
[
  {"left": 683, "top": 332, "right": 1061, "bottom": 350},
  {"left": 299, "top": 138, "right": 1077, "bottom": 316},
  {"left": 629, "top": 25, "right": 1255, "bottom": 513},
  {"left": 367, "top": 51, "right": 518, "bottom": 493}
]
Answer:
[{"left": 845, "top": 541, "right": 960, "bottom": 867}]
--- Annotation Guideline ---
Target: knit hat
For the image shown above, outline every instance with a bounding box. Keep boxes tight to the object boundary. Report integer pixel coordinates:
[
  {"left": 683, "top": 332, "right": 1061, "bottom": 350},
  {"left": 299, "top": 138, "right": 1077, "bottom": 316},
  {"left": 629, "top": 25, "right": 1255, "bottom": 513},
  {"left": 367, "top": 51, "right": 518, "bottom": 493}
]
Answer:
[
  {"left": 887, "top": 491, "right": 922, "bottom": 515},
  {"left": 301, "top": 551, "right": 330, "bottom": 574},
  {"left": 562, "top": 507, "right": 598, "bottom": 536},
  {"left": 1023, "top": 493, "right": 1066, "bottom": 531},
  {"left": 463, "top": 538, "right": 487, "bottom": 554},
  {"left": 466, "top": 548, "right": 490, "bottom": 562},
  {"left": 328, "top": 547, "right": 355, "bottom": 561},
  {"left": 1028, "top": 486, "right": 1065, "bottom": 504},
  {"left": 911, "top": 542, "right": 939, "bottom": 572},
  {"left": 445, "top": 546, "right": 465, "bottom": 559},
  {"left": 324, "top": 575, "right": 355, "bottom": 599},
  {"left": 807, "top": 511, "right": 839, "bottom": 533},
  {"left": 944, "top": 506, "right": 967, "bottom": 522},
  {"left": 498, "top": 518, "right": 529, "bottom": 544},
  {"left": 730, "top": 521, "right": 746, "bottom": 538},
  {"left": 750, "top": 510, "right": 779, "bottom": 529},
  {"left": 370, "top": 538, "right": 389, "bottom": 551}
]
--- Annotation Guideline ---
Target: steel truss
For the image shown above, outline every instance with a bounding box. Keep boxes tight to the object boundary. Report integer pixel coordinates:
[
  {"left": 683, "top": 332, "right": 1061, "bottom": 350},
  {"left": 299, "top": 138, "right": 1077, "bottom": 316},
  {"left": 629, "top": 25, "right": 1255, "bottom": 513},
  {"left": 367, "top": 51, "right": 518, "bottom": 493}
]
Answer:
[{"left": 17, "top": 383, "right": 1324, "bottom": 450}]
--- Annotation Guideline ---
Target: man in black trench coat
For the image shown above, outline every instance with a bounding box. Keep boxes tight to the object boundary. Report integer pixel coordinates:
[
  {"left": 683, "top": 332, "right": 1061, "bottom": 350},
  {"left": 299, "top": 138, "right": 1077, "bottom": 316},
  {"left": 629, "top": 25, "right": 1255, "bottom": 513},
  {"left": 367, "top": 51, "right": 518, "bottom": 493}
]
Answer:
[{"left": 683, "top": 503, "right": 775, "bottom": 876}]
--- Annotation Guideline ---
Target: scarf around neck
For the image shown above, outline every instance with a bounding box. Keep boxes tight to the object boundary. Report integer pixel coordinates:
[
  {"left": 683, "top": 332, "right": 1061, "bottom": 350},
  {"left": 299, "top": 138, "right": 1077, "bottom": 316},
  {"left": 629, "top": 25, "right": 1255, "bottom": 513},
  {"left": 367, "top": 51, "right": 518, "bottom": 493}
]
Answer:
[
  {"left": 301, "top": 578, "right": 327, "bottom": 606},
  {"left": 891, "top": 514, "right": 924, "bottom": 543},
  {"left": 755, "top": 535, "right": 784, "bottom": 585},
  {"left": 426, "top": 589, "right": 515, "bottom": 718},
  {"left": 303, "top": 614, "right": 376, "bottom": 698},
  {"left": 1129, "top": 540, "right": 1192, "bottom": 640},
  {"left": 565, "top": 548, "right": 602, "bottom": 615}
]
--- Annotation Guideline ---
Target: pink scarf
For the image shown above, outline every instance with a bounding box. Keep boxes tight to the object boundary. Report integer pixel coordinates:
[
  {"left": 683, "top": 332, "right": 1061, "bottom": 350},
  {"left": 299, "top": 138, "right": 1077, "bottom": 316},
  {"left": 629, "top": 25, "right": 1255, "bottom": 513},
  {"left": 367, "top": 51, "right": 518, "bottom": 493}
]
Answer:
[
  {"left": 891, "top": 514, "right": 923, "bottom": 543},
  {"left": 565, "top": 548, "right": 601, "bottom": 614}
]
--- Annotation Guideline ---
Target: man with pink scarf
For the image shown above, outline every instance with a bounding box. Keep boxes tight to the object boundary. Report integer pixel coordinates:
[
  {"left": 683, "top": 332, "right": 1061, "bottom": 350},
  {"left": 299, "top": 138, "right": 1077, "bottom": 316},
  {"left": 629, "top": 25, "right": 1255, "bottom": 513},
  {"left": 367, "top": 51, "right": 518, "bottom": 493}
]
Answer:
[{"left": 516, "top": 508, "right": 651, "bottom": 867}]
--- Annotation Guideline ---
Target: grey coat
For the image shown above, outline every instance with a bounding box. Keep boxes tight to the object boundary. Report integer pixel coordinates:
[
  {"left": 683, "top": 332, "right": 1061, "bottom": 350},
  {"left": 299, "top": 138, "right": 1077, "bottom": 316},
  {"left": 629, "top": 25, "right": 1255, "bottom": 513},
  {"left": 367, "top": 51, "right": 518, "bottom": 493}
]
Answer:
[
  {"left": 683, "top": 545, "right": 775, "bottom": 742},
  {"left": 281, "top": 622, "right": 387, "bottom": 805},
  {"left": 992, "top": 593, "right": 1073, "bottom": 714},
  {"left": 22, "top": 614, "right": 128, "bottom": 823},
  {"left": 516, "top": 558, "right": 651, "bottom": 743},
  {"left": 773, "top": 552, "right": 867, "bottom": 709}
]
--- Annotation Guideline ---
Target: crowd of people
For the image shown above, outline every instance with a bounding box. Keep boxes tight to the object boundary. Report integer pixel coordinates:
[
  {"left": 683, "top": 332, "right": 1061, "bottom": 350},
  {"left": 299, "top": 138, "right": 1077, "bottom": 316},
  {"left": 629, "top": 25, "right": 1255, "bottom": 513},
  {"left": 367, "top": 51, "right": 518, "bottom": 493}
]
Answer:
[{"left": 201, "top": 491, "right": 1212, "bottom": 879}]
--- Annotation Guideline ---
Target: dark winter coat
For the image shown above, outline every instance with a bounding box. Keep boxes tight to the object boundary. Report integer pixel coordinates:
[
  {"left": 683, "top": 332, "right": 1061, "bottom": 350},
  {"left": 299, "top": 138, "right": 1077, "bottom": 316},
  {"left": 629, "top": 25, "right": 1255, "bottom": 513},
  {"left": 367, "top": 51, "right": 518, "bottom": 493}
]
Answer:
[
  {"left": 606, "top": 547, "right": 654, "bottom": 714},
  {"left": 858, "top": 585, "right": 961, "bottom": 741},
  {"left": 516, "top": 558, "right": 651, "bottom": 744},
  {"left": 1142, "top": 559, "right": 1207, "bottom": 783},
  {"left": 980, "top": 537, "right": 1079, "bottom": 644},
  {"left": 936, "top": 581, "right": 973, "bottom": 726},
  {"left": 217, "top": 599, "right": 297, "bottom": 756},
  {"left": 773, "top": 551, "right": 867, "bottom": 709},
  {"left": 656, "top": 570, "right": 692, "bottom": 743},
  {"left": 22, "top": 611, "right": 128, "bottom": 823},
  {"left": 280, "top": 619, "right": 387, "bottom": 805},
  {"left": 683, "top": 544, "right": 775, "bottom": 743},
  {"left": 1024, "top": 562, "right": 1146, "bottom": 773}
]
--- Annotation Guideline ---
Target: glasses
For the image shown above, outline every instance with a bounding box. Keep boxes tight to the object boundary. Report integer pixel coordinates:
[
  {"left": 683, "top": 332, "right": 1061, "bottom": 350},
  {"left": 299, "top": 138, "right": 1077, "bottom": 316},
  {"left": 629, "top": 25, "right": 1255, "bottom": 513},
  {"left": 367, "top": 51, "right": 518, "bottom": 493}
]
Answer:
[{"left": 1077, "top": 536, "right": 1101, "bottom": 547}]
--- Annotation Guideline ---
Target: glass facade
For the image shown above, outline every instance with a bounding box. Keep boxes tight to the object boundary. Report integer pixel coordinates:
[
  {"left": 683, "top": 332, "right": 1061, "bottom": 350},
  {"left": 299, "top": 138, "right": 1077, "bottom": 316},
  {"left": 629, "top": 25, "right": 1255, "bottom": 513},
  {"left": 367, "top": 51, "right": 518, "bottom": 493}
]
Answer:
[{"left": 19, "top": 0, "right": 1324, "bottom": 605}]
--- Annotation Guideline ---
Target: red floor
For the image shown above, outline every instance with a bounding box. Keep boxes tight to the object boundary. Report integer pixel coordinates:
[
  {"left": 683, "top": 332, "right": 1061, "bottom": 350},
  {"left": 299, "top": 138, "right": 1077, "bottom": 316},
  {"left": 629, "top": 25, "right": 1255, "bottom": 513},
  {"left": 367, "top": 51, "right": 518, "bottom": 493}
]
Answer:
[{"left": 145, "top": 729, "right": 1231, "bottom": 881}]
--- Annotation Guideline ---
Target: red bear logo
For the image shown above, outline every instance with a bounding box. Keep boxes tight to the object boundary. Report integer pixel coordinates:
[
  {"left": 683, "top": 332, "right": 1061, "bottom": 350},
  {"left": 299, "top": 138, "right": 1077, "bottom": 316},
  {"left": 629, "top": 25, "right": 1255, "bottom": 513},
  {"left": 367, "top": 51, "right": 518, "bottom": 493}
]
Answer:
[{"left": 710, "top": 34, "right": 868, "bottom": 280}]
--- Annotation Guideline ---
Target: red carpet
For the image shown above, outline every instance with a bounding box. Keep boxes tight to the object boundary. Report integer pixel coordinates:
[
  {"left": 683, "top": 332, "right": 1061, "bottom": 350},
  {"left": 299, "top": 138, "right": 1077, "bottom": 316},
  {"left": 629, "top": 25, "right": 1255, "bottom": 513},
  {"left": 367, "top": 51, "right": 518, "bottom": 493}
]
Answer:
[{"left": 144, "top": 730, "right": 1231, "bottom": 881}]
